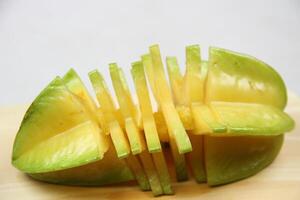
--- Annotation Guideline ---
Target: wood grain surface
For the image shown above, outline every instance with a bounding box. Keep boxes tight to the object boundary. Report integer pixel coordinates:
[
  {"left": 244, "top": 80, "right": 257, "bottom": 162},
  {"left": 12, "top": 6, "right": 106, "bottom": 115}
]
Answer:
[{"left": 1, "top": 93, "right": 300, "bottom": 200}]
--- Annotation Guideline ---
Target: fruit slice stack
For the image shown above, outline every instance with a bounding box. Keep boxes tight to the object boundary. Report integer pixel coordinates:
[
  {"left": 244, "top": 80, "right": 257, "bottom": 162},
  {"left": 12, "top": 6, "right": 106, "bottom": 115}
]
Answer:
[{"left": 12, "top": 45, "right": 295, "bottom": 196}]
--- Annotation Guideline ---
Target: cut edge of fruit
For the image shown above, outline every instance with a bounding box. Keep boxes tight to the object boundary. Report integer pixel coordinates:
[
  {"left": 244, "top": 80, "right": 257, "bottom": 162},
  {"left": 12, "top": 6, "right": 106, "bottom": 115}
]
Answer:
[
  {"left": 148, "top": 44, "right": 192, "bottom": 154},
  {"left": 131, "top": 61, "right": 162, "bottom": 153},
  {"left": 109, "top": 63, "right": 145, "bottom": 154},
  {"left": 88, "top": 69, "right": 131, "bottom": 158}
]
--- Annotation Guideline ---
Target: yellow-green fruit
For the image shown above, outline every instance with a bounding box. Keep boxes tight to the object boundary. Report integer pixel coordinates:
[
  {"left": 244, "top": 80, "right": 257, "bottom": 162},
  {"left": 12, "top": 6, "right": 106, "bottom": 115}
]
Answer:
[{"left": 11, "top": 45, "right": 295, "bottom": 197}]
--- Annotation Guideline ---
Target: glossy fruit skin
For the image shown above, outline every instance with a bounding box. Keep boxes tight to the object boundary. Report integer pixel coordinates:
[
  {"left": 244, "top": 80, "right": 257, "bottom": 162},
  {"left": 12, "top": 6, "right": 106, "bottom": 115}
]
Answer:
[
  {"left": 204, "top": 135, "right": 284, "bottom": 186},
  {"left": 206, "top": 47, "right": 287, "bottom": 110},
  {"left": 202, "top": 47, "right": 288, "bottom": 186},
  {"left": 12, "top": 77, "right": 93, "bottom": 161}
]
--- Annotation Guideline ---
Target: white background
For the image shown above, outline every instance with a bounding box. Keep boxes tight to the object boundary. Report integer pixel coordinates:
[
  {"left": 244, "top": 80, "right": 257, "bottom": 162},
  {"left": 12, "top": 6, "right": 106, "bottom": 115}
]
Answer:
[{"left": 0, "top": 0, "right": 299, "bottom": 105}]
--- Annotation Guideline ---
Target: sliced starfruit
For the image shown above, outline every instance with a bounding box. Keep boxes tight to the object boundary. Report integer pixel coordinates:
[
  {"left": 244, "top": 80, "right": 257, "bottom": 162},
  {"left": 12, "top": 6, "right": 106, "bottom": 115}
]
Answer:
[{"left": 12, "top": 45, "right": 295, "bottom": 197}]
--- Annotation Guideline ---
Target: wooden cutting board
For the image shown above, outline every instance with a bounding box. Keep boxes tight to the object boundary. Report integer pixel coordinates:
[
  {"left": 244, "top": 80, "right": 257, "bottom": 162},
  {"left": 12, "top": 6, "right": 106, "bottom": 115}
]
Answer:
[{"left": 1, "top": 93, "right": 300, "bottom": 200}]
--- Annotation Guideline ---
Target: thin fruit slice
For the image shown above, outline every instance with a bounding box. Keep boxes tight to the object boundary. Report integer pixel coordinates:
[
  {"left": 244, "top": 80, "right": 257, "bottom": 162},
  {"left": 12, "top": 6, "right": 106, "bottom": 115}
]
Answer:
[
  {"left": 109, "top": 63, "right": 145, "bottom": 155},
  {"left": 142, "top": 54, "right": 169, "bottom": 142},
  {"left": 139, "top": 151, "right": 163, "bottom": 196},
  {"left": 126, "top": 155, "right": 151, "bottom": 191},
  {"left": 29, "top": 139, "right": 135, "bottom": 186},
  {"left": 147, "top": 45, "right": 192, "bottom": 154},
  {"left": 89, "top": 70, "right": 130, "bottom": 158},
  {"left": 164, "top": 56, "right": 190, "bottom": 181},
  {"left": 166, "top": 55, "right": 201, "bottom": 182},
  {"left": 184, "top": 45, "right": 203, "bottom": 103},
  {"left": 204, "top": 135, "right": 284, "bottom": 186},
  {"left": 166, "top": 56, "right": 186, "bottom": 105},
  {"left": 109, "top": 121, "right": 131, "bottom": 158},
  {"left": 184, "top": 46, "right": 220, "bottom": 133},
  {"left": 152, "top": 152, "right": 173, "bottom": 194},
  {"left": 206, "top": 47, "right": 287, "bottom": 109},
  {"left": 12, "top": 77, "right": 102, "bottom": 161},
  {"left": 166, "top": 57, "right": 194, "bottom": 130},
  {"left": 13, "top": 121, "right": 102, "bottom": 173},
  {"left": 108, "top": 62, "right": 164, "bottom": 195},
  {"left": 131, "top": 61, "right": 173, "bottom": 194},
  {"left": 63, "top": 69, "right": 97, "bottom": 112},
  {"left": 169, "top": 139, "right": 189, "bottom": 181},
  {"left": 89, "top": 70, "right": 149, "bottom": 193},
  {"left": 145, "top": 52, "right": 188, "bottom": 181},
  {"left": 184, "top": 47, "right": 209, "bottom": 136},
  {"left": 131, "top": 61, "right": 161, "bottom": 153},
  {"left": 109, "top": 64, "right": 152, "bottom": 192},
  {"left": 210, "top": 101, "right": 295, "bottom": 135},
  {"left": 153, "top": 111, "right": 169, "bottom": 142}
]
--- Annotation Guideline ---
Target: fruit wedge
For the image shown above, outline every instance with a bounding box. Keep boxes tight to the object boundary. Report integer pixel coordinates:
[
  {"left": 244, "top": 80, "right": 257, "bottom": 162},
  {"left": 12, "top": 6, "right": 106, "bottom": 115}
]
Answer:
[
  {"left": 210, "top": 101, "right": 295, "bottom": 135},
  {"left": 12, "top": 77, "right": 108, "bottom": 174},
  {"left": 29, "top": 139, "right": 135, "bottom": 186},
  {"left": 13, "top": 121, "right": 101, "bottom": 173}
]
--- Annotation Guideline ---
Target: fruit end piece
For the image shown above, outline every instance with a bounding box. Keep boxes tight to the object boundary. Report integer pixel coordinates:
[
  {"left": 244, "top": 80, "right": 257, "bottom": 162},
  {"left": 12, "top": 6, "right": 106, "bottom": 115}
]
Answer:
[
  {"left": 204, "top": 134, "right": 284, "bottom": 186},
  {"left": 206, "top": 47, "right": 287, "bottom": 110},
  {"left": 13, "top": 121, "right": 103, "bottom": 173},
  {"left": 211, "top": 102, "right": 295, "bottom": 136}
]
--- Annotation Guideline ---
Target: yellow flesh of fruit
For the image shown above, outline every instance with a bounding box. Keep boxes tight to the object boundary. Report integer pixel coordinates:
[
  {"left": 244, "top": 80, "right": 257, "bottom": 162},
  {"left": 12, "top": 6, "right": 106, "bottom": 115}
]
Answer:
[
  {"left": 148, "top": 45, "right": 192, "bottom": 154},
  {"left": 109, "top": 64, "right": 145, "bottom": 155},
  {"left": 89, "top": 70, "right": 130, "bottom": 158}
]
